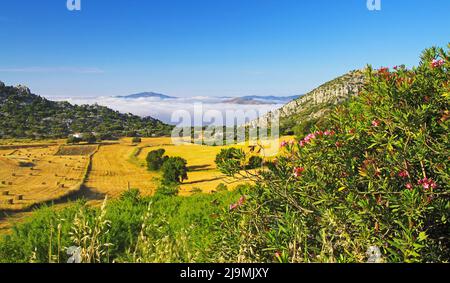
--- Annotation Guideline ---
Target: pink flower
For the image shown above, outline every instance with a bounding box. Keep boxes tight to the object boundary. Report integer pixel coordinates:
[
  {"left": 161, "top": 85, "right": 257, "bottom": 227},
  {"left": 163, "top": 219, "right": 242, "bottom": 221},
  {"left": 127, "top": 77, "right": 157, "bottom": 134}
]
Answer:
[
  {"left": 229, "top": 196, "right": 246, "bottom": 211},
  {"left": 299, "top": 140, "right": 306, "bottom": 147},
  {"left": 293, "top": 167, "right": 305, "bottom": 178},
  {"left": 275, "top": 251, "right": 281, "bottom": 258},
  {"left": 431, "top": 59, "right": 445, "bottom": 68},
  {"left": 335, "top": 141, "right": 342, "bottom": 148},
  {"left": 406, "top": 183, "right": 413, "bottom": 190},
  {"left": 398, "top": 170, "right": 410, "bottom": 179},
  {"left": 280, "top": 141, "right": 288, "bottom": 147},
  {"left": 237, "top": 196, "right": 246, "bottom": 206},
  {"left": 372, "top": 120, "right": 381, "bottom": 127},
  {"left": 324, "top": 131, "right": 331, "bottom": 136},
  {"left": 229, "top": 203, "right": 238, "bottom": 211},
  {"left": 304, "top": 133, "right": 316, "bottom": 142},
  {"left": 418, "top": 178, "right": 438, "bottom": 190}
]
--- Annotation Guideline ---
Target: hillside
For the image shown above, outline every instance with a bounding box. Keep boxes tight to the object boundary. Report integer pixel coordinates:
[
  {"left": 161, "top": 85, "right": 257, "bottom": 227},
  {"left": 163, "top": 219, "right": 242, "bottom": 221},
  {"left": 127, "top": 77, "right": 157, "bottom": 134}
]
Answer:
[
  {"left": 0, "top": 82, "right": 173, "bottom": 139},
  {"left": 245, "top": 70, "right": 366, "bottom": 134}
]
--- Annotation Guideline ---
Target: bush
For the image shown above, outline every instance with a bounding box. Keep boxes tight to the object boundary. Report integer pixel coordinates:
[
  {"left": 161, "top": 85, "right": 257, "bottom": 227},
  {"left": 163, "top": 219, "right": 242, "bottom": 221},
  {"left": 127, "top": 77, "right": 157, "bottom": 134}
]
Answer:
[
  {"left": 215, "top": 148, "right": 246, "bottom": 176},
  {"left": 132, "top": 137, "right": 142, "bottom": 143},
  {"left": 216, "top": 46, "right": 450, "bottom": 263},
  {"left": 246, "top": 156, "right": 263, "bottom": 170},
  {"left": 155, "top": 182, "right": 180, "bottom": 197},
  {"left": 161, "top": 157, "right": 188, "bottom": 184},
  {"left": 67, "top": 136, "right": 81, "bottom": 144},
  {"left": 146, "top": 149, "right": 167, "bottom": 171}
]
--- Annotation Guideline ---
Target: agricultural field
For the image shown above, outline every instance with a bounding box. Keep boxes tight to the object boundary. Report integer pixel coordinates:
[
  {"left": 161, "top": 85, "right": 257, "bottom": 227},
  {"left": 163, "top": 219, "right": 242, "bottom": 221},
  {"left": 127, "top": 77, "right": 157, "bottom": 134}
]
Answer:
[
  {"left": 82, "top": 142, "right": 160, "bottom": 203},
  {"left": 0, "top": 136, "right": 286, "bottom": 233},
  {"left": 0, "top": 145, "right": 89, "bottom": 211}
]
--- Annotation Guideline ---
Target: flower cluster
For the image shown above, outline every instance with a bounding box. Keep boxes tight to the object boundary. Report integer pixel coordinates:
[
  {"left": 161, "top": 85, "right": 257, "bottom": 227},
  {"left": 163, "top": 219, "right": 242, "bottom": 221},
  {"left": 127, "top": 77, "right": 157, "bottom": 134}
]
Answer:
[
  {"left": 418, "top": 178, "right": 438, "bottom": 190},
  {"left": 431, "top": 59, "right": 445, "bottom": 68},
  {"left": 372, "top": 120, "right": 381, "bottom": 127},
  {"left": 293, "top": 167, "right": 305, "bottom": 178},
  {"left": 280, "top": 140, "right": 294, "bottom": 148},
  {"left": 298, "top": 130, "right": 335, "bottom": 147},
  {"left": 398, "top": 170, "right": 410, "bottom": 178}
]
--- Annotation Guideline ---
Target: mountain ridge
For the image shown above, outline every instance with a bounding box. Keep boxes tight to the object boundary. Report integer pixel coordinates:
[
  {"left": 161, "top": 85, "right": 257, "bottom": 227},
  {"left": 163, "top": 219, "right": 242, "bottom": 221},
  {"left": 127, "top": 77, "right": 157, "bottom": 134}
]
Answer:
[{"left": 245, "top": 70, "right": 367, "bottom": 134}]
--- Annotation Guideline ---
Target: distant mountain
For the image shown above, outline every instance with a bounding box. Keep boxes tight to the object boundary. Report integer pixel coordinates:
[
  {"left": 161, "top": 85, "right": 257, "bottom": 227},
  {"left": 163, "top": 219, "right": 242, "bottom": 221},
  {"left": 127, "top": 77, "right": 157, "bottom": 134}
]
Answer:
[
  {"left": 222, "top": 97, "right": 274, "bottom": 105},
  {"left": 240, "top": 95, "right": 300, "bottom": 102},
  {"left": 222, "top": 95, "right": 300, "bottom": 105},
  {"left": 117, "top": 92, "right": 176, "bottom": 99},
  {"left": 245, "top": 70, "right": 366, "bottom": 134},
  {"left": 0, "top": 82, "right": 173, "bottom": 139}
]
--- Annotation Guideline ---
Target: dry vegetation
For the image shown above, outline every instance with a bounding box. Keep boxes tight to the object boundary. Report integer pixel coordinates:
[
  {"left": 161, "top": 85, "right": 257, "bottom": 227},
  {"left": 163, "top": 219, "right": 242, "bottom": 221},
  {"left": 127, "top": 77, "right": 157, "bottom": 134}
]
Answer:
[{"left": 0, "top": 145, "right": 89, "bottom": 211}]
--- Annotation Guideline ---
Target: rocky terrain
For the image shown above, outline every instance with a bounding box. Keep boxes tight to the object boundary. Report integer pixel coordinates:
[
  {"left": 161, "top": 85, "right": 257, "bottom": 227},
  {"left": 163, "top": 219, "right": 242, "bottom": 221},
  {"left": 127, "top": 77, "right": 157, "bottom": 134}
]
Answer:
[{"left": 245, "top": 70, "right": 367, "bottom": 134}]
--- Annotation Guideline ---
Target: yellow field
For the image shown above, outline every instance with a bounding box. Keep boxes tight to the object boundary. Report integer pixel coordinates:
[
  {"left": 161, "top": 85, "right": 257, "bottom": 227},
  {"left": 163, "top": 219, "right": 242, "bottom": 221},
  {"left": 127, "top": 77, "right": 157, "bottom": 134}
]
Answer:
[
  {"left": 0, "top": 145, "right": 89, "bottom": 211},
  {"left": 83, "top": 143, "right": 160, "bottom": 203},
  {"left": 0, "top": 136, "right": 288, "bottom": 232}
]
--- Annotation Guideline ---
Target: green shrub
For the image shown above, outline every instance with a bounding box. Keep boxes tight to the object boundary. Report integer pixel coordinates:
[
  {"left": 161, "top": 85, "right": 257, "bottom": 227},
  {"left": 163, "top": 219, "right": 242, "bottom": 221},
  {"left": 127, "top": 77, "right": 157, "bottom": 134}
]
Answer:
[
  {"left": 155, "top": 182, "right": 180, "bottom": 197},
  {"left": 146, "top": 149, "right": 167, "bottom": 171},
  {"left": 216, "top": 46, "right": 450, "bottom": 263},
  {"left": 161, "top": 157, "right": 188, "bottom": 184},
  {"left": 132, "top": 137, "right": 142, "bottom": 143},
  {"left": 247, "top": 156, "right": 263, "bottom": 170},
  {"left": 215, "top": 148, "right": 246, "bottom": 176}
]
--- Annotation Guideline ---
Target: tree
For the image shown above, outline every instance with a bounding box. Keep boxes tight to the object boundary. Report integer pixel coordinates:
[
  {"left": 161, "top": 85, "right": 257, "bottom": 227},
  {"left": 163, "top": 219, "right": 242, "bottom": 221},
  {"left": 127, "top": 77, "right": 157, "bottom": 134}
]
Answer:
[
  {"left": 146, "top": 149, "right": 167, "bottom": 171},
  {"left": 161, "top": 157, "right": 188, "bottom": 184},
  {"left": 83, "top": 133, "right": 97, "bottom": 144}
]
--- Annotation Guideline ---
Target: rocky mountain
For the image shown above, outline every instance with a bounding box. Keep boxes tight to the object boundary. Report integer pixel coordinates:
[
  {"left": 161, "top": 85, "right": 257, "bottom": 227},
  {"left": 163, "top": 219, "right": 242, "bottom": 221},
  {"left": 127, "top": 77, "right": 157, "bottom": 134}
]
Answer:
[
  {"left": 245, "top": 70, "right": 366, "bottom": 134},
  {"left": 0, "top": 82, "right": 173, "bottom": 139}
]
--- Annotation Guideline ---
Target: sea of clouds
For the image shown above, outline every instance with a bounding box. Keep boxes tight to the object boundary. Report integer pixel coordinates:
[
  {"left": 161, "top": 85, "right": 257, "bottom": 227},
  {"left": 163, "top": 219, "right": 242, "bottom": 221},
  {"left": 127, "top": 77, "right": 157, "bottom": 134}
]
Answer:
[{"left": 55, "top": 96, "right": 285, "bottom": 127}]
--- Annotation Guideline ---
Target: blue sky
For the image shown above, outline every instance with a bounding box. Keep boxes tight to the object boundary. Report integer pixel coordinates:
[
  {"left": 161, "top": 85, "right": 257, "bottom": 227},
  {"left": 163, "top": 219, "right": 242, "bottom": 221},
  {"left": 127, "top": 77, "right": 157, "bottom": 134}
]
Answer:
[{"left": 0, "top": 0, "right": 449, "bottom": 98}]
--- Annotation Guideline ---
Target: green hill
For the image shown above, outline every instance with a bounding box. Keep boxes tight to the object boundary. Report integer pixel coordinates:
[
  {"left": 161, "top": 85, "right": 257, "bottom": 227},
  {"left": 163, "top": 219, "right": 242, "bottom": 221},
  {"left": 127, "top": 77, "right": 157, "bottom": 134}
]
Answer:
[{"left": 0, "top": 82, "right": 173, "bottom": 139}]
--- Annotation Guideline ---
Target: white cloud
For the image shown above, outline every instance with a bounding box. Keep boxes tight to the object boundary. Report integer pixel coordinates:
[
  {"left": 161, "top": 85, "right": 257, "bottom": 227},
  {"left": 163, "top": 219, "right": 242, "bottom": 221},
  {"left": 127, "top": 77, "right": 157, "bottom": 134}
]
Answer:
[{"left": 55, "top": 96, "right": 283, "bottom": 126}]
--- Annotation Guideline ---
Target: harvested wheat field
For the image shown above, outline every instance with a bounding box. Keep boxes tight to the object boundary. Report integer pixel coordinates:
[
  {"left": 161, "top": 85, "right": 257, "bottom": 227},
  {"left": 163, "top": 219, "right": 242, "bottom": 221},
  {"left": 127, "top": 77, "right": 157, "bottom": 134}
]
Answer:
[
  {"left": 0, "top": 145, "right": 89, "bottom": 211},
  {"left": 83, "top": 143, "right": 160, "bottom": 204}
]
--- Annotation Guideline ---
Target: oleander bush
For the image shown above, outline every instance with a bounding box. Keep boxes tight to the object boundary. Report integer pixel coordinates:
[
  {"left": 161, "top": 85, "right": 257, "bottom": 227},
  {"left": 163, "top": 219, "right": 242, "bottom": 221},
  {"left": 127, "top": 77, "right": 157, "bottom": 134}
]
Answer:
[{"left": 215, "top": 46, "right": 449, "bottom": 263}]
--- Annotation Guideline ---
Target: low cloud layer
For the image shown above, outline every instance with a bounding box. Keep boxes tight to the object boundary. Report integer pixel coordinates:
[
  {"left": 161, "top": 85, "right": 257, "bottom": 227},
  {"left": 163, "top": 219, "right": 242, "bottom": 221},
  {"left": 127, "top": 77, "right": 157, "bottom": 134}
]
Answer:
[{"left": 55, "top": 96, "right": 284, "bottom": 126}]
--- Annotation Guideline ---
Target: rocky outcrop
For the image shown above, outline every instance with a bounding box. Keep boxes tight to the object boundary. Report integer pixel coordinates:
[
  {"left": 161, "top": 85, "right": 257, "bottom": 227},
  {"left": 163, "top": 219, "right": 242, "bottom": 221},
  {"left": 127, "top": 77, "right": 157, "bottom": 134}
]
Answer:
[{"left": 245, "top": 70, "right": 366, "bottom": 128}]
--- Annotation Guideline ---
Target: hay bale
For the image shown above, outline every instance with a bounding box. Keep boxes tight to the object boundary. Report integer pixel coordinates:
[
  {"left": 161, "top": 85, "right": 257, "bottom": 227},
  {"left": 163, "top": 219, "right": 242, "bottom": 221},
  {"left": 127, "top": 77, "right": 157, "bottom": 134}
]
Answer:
[
  {"left": 15, "top": 195, "right": 23, "bottom": 201},
  {"left": 5, "top": 199, "right": 13, "bottom": 205},
  {"left": 1, "top": 191, "right": 9, "bottom": 196}
]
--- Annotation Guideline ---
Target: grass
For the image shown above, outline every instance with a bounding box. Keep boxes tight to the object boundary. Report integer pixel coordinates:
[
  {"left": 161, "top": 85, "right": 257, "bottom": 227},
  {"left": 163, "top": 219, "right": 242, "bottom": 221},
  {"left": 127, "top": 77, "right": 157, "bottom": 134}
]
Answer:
[{"left": 0, "top": 188, "right": 244, "bottom": 263}]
